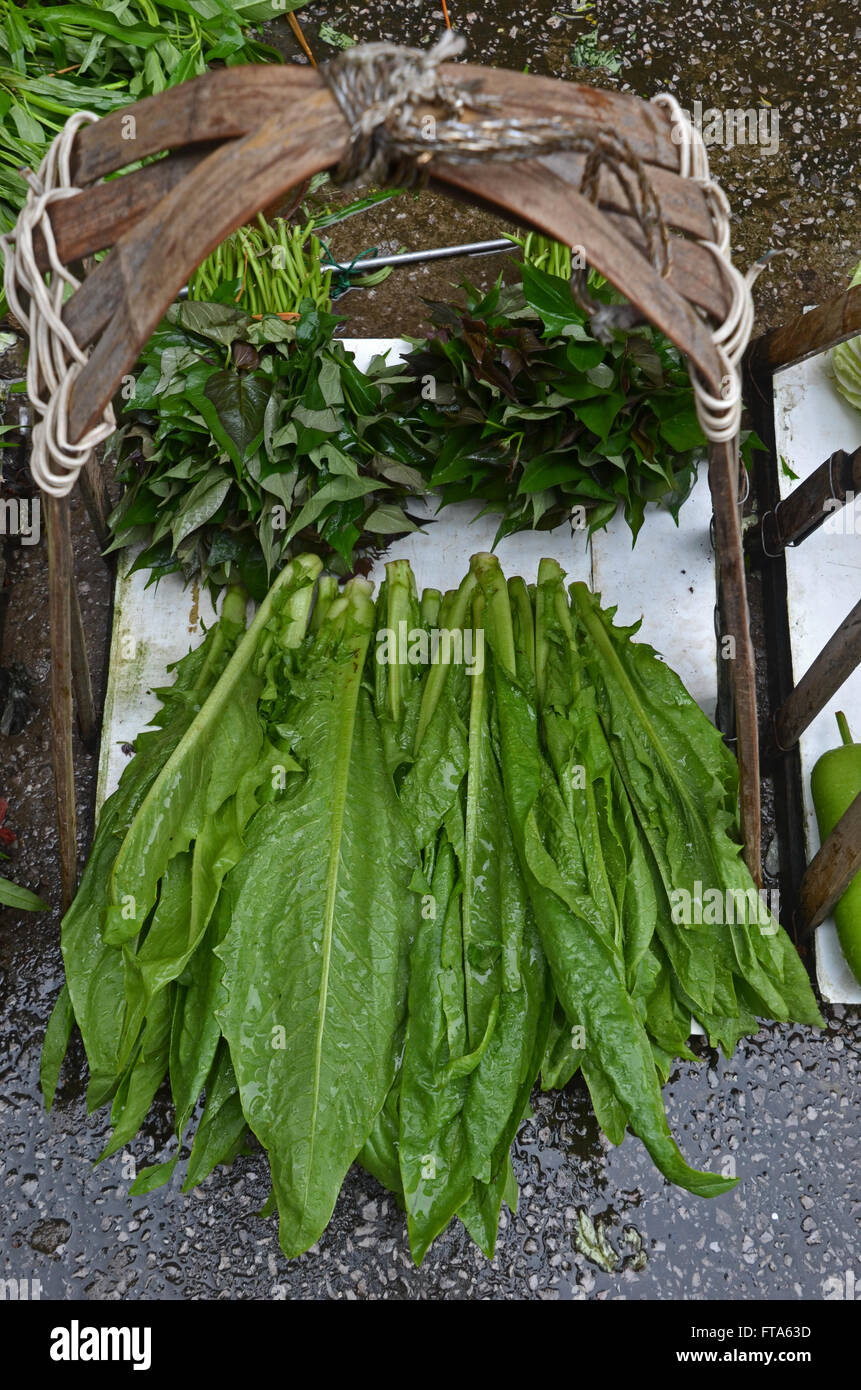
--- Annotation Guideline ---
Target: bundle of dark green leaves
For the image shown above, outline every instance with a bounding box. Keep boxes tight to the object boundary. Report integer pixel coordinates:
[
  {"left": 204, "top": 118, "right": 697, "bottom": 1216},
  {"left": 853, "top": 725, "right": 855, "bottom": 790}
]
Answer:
[
  {"left": 107, "top": 301, "right": 431, "bottom": 597},
  {"left": 398, "top": 262, "right": 760, "bottom": 544},
  {"left": 43, "top": 552, "right": 822, "bottom": 1265}
]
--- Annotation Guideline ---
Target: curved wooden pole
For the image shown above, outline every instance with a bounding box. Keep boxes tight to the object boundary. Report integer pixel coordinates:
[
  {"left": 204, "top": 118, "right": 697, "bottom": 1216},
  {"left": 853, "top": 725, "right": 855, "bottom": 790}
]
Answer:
[
  {"left": 68, "top": 64, "right": 681, "bottom": 183},
  {"left": 43, "top": 150, "right": 731, "bottom": 320},
  {"left": 71, "top": 67, "right": 322, "bottom": 181},
  {"left": 67, "top": 90, "right": 346, "bottom": 438},
  {"left": 66, "top": 92, "right": 730, "bottom": 438},
  {"left": 45, "top": 496, "right": 77, "bottom": 909},
  {"left": 435, "top": 158, "right": 728, "bottom": 388},
  {"left": 708, "top": 439, "right": 761, "bottom": 882}
]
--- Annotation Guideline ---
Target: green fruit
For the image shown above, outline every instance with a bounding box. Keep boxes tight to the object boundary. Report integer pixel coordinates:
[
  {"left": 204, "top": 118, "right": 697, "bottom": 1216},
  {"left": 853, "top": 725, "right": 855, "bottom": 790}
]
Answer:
[{"left": 811, "top": 713, "right": 861, "bottom": 984}]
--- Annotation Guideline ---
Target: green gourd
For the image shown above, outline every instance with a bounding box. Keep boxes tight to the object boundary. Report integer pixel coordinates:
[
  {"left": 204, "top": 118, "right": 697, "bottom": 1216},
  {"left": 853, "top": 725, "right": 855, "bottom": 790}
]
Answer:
[{"left": 811, "top": 712, "right": 861, "bottom": 984}]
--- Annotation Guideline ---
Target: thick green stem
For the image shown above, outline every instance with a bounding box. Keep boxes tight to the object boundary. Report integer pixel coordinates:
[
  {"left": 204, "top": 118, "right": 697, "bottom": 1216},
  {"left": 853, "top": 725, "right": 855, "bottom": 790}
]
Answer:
[
  {"left": 469, "top": 553, "right": 516, "bottom": 676},
  {"left": 420, "top": 588, "right": 442, "bottom": 629},
  {"left": 195, "top": 584, "right": 247, "bottom": 693},
  {"left": 837, "top": 711, "right": 854, "bottom": 746},
  {"left": 413, "top": 571, "right": 477, "bottom": 754},
  {"left": 462, "top": 588, "right": 488, "bottom": 1047},
  {"left": 310, "top": 575, "right": 339, "bottom": 633},
  {"left": 382, "top": 559, "right": 417, "bottom": 726},
  {"left": 508, "top": 577, "right": 535, "bottom": 680},
  {"left": 535, "top": 558, "right": 566, "bottom": 708}
]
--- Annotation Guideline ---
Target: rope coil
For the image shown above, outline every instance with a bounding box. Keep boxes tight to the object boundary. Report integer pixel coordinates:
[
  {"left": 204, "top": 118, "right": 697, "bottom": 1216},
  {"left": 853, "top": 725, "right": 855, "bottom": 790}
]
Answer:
[
  {"left": 651, "top": 93, "right": 756, "bottom": 445},
  {"left": 0, "top": 110, "right": 115, "bottom": 498},
  {"left": 322, "top": 30, "right": 611, "bottom": 184}
]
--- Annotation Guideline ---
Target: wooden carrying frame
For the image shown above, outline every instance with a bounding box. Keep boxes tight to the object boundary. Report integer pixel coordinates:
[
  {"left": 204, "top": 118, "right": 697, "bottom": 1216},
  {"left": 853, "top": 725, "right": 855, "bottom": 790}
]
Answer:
[
  {"left": 744, "top": 286, "right": 861, "bottom": 938},
  {"left": 25, "top": 63, "right": 770, "bottom": 906}
]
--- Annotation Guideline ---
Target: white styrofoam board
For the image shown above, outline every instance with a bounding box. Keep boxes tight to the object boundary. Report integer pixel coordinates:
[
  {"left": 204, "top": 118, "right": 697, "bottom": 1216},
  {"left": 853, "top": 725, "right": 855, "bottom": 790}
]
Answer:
[
  {"left": 773, "top": 350, "right": 861, "bottom": 1003},
  {"left": 591, "top": 475, "right": 717, "bottom": 720},
  {"left": 96, "top": 571, "right": 220, "bottom": 808}
]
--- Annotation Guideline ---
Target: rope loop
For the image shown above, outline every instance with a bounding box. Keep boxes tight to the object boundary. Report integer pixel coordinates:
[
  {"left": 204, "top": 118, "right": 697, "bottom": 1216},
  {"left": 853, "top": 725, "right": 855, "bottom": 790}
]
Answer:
[
  {"left": 651, "top": 92, "right": 756, "bottom": 447},
  {"left": 0, "top": 109, "right": 115, "bottom": 498}
]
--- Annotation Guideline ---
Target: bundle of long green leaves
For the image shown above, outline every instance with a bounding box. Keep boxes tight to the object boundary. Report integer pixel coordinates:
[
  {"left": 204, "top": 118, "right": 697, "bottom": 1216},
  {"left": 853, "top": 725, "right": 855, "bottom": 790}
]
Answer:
[
  {"left": 44, "top": 552, "right": 822, "bottom": 1264},
  {"left": 0, "top": 1, "right": 305, "bottom": 241},
  {"left": 107, "top": 301, "right": 430, "bottom": 596},
  {"left": 398, "top": 262, "right": 760, "bottom": 544}
]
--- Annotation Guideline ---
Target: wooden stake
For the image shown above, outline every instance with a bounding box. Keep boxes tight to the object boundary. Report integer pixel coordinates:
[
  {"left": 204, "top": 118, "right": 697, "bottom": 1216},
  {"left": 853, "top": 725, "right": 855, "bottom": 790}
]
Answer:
[
  {"left": 45, "top": 495, "right": 77, "bottom": 910},
  {"left": 69, "top": 579, "right": 97, "bottom": 750},
  {"left": 77, "top": 454, "right": 112, "bottom": 549}
]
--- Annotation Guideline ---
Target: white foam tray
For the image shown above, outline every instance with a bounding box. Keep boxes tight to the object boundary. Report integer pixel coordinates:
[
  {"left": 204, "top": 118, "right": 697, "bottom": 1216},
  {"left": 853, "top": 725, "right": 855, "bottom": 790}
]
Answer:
[{"left": 773, "top": 349, "right": 861, "bottom": 1004}]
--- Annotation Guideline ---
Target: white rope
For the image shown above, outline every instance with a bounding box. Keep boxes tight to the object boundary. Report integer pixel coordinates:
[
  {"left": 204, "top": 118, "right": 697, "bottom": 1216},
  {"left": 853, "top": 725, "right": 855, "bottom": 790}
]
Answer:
[
  {"left": 651, "top": 93, "right": 758, "bottom": 445},
  {"left": 0, "top": 110, "right": 115, "bottom": 498}
]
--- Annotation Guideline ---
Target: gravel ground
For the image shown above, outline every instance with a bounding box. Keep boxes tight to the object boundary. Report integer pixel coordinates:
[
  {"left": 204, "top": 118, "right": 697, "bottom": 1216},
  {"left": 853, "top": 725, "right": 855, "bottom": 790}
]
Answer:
[{"left": 1, "top": 0, "right": 859, "bottom": 1302}]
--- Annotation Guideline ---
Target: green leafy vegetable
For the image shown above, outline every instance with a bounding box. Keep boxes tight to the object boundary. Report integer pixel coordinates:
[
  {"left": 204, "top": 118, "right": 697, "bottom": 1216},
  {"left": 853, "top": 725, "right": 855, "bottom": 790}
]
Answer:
[
  {"left": 44, "top": 552, "right": 822, "bottom": 1263},
  {"left": 188, "top": 214, "right": 333, "bottom": 317},
  {"left": 217, "top": 577, "right": 420, "bottom": 1255},
  {"left": 0, "top": 2, "right": 309, "bottom": 310},
  {"left": 0, "top": 870, "right": 48, "bottom": 911},
  {"left": 107, "top": 304, "right": 430, "bottom": 596},
  {"left": 395, "top": 260, "right": 763, "bottom": 544}
]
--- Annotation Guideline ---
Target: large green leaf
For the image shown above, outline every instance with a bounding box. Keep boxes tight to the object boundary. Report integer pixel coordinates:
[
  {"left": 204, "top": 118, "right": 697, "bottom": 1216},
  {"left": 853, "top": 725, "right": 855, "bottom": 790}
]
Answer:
[
  {"left": 390, "top": 568, "right": 551, "bottom": 1263},
  {"left": 471, "top": 554, "right": 738, "bottom": 1199},
  {"left": 569, "top": 583, "right": 823, "bottom": 1034},
  {"left": 217, "top": 580, "right": 420, "bottom": 1257},
  {"left": 58, "top": 593, "right": 250, "bottom": 1108},
  {"left": 202, "top": 369, "right": 269, "bottom": 463},
  {"left": 104, "top": 557, "right": 320, "bottom": 955}
]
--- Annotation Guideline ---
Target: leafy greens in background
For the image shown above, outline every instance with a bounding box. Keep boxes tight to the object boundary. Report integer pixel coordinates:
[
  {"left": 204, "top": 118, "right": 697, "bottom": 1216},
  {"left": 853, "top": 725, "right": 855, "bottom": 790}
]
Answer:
[
  {"left": 44, "top": 552, "right": 822, "bottom": 1266},
  {"left": 397, "top": 261, "right": 763, "bottom": 545},
  {"left": 0, "top": 1, "right": 308, "bottom": 311},
  {"left": 0, "top": 864, "right": 48, "bottom": 911},
  {"left": 107, "top": 301, "right": 431, "bottom": 597}
]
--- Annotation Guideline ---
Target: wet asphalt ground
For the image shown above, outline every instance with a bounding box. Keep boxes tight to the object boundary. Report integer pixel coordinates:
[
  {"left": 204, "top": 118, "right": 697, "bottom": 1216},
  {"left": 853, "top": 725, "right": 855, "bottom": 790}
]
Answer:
[{"left": 1, "top": 1, "right": 859, "bottom": 1300}]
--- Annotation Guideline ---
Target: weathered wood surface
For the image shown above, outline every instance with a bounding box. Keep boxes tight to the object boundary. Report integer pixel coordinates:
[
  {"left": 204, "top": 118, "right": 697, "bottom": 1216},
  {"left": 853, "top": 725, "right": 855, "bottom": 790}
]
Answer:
[
  {"left": 707, "top": 439, "right": 762, "bottom": 883},
  {"left": 42, "top": 151, "right": 732, "bottom": 322},
  {"left": 775, "top": 598, "right": 861, "bottom": 752},
  {"left": 435, "top": 158, "right": 729, "bottom": 381},
  {"left": 755, "top": 444, "right": 861, "bottom": 557},
  {"left": 45, "top": 497, "right": 77, "bottom": 909},
  {"left": 66, "top": 64, "right": 682, "bottom": 183},
  {"left": 66, "top": 150, "right": 734, "bottom": 440},
  {"left": 69, "top": 581, "right": 97, "bottom": 751},
  {"left": 35, "top": 147, "right": 215, "bottom": 272},
  {"left": 77, "top": 453, "right": 113, "bottom": 549},
  {"left": 70, "top": 67, "right": 322, "bottom": 181},
  {"left": 747, "top": 282, "right": 861, "bottom": 375},
  {"left": 800, "top": 790, "right": 861, "bottom": 933},
  {"left": 65, "top": 91, "right": 345, "bottom": 437}
]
